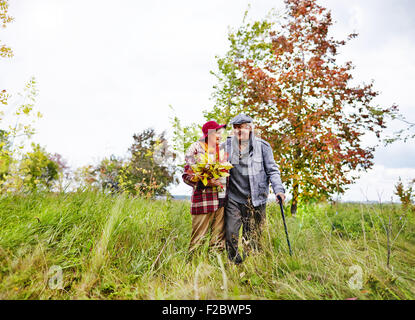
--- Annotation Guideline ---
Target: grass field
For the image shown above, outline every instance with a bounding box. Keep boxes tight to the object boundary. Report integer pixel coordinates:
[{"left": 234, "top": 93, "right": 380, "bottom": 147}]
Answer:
[{"left": 0, "top": 191, "right": 414, "bottom": 300}]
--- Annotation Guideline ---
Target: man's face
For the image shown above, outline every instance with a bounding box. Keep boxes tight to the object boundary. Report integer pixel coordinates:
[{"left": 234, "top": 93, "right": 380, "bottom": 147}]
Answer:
[{"left": 233, "top": 123, "right": 251, "bottom": 141}]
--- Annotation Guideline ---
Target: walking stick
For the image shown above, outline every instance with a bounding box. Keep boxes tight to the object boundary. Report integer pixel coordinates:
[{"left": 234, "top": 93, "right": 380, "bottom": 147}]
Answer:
[{"left": 277, "top": 195, "right": 292, "bottom": 256}]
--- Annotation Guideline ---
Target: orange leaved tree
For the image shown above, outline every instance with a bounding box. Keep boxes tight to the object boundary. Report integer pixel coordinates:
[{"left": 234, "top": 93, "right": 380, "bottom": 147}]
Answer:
[{"left": 206, "top": 0, "right": 398, "bottom": 214}]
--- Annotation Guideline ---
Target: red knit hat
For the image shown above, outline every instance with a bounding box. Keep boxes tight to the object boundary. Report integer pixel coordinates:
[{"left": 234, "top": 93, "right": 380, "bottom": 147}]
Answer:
[{"left": 201, "top": 120, "right": 227, "bottom": 139}]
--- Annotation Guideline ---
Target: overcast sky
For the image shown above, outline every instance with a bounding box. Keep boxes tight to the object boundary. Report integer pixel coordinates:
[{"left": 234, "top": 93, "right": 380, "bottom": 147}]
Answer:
[{"left": 1, "top": 0, "right": 414, "bottom": 202}]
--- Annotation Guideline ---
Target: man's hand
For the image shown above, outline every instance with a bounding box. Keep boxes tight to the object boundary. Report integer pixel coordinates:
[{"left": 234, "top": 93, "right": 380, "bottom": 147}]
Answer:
[
  {"left": 207, "top": 179, "right": 222, "bottom": 187},
  {"left": 276, "top": 192, "right": 286, "bottom": 203}
]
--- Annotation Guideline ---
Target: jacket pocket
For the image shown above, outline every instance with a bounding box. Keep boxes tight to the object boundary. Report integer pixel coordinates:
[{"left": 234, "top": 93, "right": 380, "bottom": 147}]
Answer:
[
  {"left": 252, "top": 157, "right": 264, "bottom": 175},
  {"left": 258, "top": 182, "right": 268, "bottom": 197}
]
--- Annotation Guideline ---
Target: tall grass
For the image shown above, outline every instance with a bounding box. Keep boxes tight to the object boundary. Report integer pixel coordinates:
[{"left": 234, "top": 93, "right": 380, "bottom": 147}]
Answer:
[{"left": 0, "top": 191, "right": 414, "bottom": 299}]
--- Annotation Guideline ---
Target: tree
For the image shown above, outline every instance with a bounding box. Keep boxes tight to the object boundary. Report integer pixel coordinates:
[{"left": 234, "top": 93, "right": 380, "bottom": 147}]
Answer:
[
  {"left": 1, "top": 1, "right": 42, "bottom": 189},
  {"left": 0, "top": 78, "right": 43, "bottom": 191},
  {"left": 71, "top": 155, "right": 125, "bottom": 193},
  {"left": 96, "top": 155, "right": 124, "bottom": 193},
  {"left": 169, "top": 105, "right": 201, "bottom": 167},
  {"left": 205, "top": 0, "right": 398, "bottom": 214},
  {"left": 394, "top": 178, "right": 415, "bottom": 212},
  {"left": 72, "top": 164, "right": 100, "bottom": 191},
  {"left": 73, "top": 129, "right": 178, "bottom": 198},
  {"left": 387, "top": 109, "right": 415, "bottom": 212},
  {"left": 1, "top": 0, "right": 42, "bottom": 159},
  {"left": 204, "top": 8, "right": 276, "bottom": 125},
  {"left": 120, "top": 128, "right": 178, "bottom": 197},
  {"left": 1, "top": 143, "right": 60, "bottom": 193},
  {"left": 1, "top": 77, "right": 42, "bottom": 150},
  {"left": 49, "top": 152, "right": 72, "bottom": 192}
]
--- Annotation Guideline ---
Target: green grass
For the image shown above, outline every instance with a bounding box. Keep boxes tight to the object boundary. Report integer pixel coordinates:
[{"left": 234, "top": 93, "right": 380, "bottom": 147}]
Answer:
[{"left": 0, "top": 190, "right": 414, "bottom": 300}]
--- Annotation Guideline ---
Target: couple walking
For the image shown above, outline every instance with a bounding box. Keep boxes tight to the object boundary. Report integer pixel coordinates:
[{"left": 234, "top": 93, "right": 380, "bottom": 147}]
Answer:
[{"left": 182, "top": 114, "right": 286, "bottom": 264}]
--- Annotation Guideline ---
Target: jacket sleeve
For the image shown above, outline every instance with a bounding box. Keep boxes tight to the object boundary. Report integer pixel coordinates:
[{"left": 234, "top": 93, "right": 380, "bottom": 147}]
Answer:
[
  {"left": 182, "top": 143, "right": 197, "bottom": 188},
  {"left": 262, "top": 142, "right": 285, "bottom": 195},
  {"left": 182, "top": 165, "right": 208, "bottom": 190},
  {"left": 182, "top": 143, "right": 207, "bottom": 190},
  {"left": 182, "top": 164, "right": 197, "bottom": 188}
]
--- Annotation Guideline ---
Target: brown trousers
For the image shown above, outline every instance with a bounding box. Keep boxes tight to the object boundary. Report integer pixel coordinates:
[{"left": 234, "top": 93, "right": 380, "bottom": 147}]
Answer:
[{"left": 189, "top": 206, "right": 225, "bottom": 253}]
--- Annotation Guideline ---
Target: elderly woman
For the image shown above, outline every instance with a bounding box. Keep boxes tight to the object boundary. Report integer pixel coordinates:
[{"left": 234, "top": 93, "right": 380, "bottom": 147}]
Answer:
[{"left": 182, "top": 120, "right": 228, "bottom": 253}]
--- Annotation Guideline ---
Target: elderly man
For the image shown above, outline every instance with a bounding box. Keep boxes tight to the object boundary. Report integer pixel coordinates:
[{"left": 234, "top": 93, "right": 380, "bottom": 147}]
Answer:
[{"left": 223, "top": 114, "right": 286, "bottom": 264}]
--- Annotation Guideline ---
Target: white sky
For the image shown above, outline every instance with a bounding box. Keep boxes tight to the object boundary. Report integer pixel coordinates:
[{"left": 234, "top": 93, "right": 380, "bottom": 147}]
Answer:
[{"left": 1, "top": 0, "right": 414, "bottom": 202}]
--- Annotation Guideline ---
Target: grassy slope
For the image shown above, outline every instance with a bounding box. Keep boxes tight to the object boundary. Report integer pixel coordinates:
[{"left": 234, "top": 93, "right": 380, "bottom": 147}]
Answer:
[{"left": 0, "top": 191, "right": 414, "bottom": 300}]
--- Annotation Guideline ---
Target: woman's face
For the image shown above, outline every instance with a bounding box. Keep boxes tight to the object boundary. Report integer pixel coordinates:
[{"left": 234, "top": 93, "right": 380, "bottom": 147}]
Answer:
[{"left": 207, "top": 128, "right": 224, "bottom": 146}]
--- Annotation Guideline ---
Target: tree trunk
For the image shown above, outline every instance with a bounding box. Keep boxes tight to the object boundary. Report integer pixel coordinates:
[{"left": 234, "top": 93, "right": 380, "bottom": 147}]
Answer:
[
  {"left": 290, "top": 65, "right": 304, "bottom": 218},
  {"left": 290, "top": 143, "right": 301, "bottom": 216},
  {"left": 291, "top": 182, "right": 299, "bottom": 216}
]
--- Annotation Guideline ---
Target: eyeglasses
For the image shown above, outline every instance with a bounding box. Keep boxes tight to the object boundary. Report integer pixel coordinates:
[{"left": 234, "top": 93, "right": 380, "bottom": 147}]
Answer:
[{"left": 233, "top": 124, "right": 251, "bottom": 130}]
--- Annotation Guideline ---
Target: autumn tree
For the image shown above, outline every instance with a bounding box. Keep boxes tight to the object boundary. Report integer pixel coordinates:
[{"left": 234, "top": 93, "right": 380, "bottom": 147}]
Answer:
[
  {"left": 72, "top": 164, "right": 100, "bottom": 191},
  {"left": 94, "top": 155, "right": 124, "bottom": 193},
  {"left": 71, "top": 155, "right": 126, "bottom": 193},
  {"left": 394, "top": 178, "right": 415, "bottom": 212},
  {"left": 120, "top": 128, "right": 178, "bottom": 197},
  {"left": 73, "top": 129, "right": 178, "bottom": 197},
  {"left": 205, "top": 0, "right": 398, "bottom": 214}
]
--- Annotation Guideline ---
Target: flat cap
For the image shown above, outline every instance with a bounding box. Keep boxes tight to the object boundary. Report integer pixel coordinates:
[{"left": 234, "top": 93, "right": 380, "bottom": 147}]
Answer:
[{"left": 229, "top": 114, "right": 254, "bottom": 125}]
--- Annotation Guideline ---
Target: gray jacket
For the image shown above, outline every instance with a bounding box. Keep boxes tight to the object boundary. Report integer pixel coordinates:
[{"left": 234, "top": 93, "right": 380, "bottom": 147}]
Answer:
[{"left": 222, "top": 133, "right": 285, "bottom": 207}]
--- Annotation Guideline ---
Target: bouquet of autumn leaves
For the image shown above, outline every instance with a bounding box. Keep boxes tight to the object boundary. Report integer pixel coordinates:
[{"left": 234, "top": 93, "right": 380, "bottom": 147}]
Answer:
[{"left": 185, "top": 151, "right": 233, "bottom": 191}]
